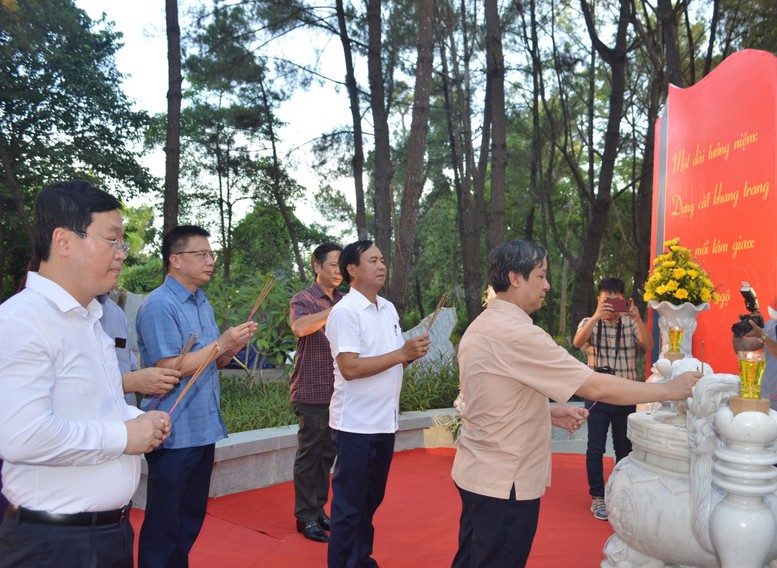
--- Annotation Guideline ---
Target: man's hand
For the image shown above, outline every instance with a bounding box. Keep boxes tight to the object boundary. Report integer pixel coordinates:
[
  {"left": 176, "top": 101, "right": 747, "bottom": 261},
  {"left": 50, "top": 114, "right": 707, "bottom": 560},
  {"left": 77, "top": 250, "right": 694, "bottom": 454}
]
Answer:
[
  {"left": 666, "top": 371, "right": 703, "bottom": 400},
  {"left": 401, "top": 333, "right": 431, "bottom": 362},
  {"left": 124, "top": 411, "right": 171, "bottom": 455},
  {"left": 627, "top": 302, "right": 642, "bottom": 322},
  {"left": 592, "top": 296, "right": 614, "bottom": 321},
  {"left": 550, "top": 405, "right": 589, "bottom": 433},
  {"left": 124, "top": 367, "right": 180, "bottom": 396},
  {"left": 220, "top": 321, "right": 259, "bottom": 355}
]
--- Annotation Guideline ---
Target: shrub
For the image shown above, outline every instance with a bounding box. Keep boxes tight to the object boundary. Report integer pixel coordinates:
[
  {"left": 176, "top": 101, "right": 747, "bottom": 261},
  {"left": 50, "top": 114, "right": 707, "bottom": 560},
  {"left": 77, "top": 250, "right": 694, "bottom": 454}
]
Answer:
[
  {"left": 220, "top": 374, "right": 295, "bottom": 433},
  {"left": 219, "top": 354, "right": 461, "bottom": 433}
]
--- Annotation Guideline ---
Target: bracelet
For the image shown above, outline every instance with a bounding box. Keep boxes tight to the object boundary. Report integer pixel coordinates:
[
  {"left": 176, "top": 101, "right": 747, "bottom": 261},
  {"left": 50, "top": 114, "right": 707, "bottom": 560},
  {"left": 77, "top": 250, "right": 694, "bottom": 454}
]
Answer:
[
  {"left": 758, "top": 335, "right": 767, "bottom": 345},
  {"left": 215, "top": 340, "right": 222, "bottom": 352}
]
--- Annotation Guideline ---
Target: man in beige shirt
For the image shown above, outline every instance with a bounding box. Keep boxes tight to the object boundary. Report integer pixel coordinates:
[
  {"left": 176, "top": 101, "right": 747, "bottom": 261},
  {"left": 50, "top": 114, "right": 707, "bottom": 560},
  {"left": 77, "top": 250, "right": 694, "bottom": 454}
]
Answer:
[{"left": 451, "top": 239, "right": 700, "bottom": 568}]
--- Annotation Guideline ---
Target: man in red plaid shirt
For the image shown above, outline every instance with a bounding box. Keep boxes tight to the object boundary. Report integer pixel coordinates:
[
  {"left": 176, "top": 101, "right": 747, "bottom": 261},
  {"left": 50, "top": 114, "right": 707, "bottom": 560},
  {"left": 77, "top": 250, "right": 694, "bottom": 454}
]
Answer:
[{"left": 290, "top": 243, "right": 344, "bottom": 543}]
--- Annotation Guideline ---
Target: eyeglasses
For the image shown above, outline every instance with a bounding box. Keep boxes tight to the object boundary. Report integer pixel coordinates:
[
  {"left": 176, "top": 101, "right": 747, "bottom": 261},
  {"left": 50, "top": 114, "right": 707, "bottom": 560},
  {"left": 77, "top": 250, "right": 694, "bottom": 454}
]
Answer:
[
  {"left": 74, "top": 231, "right": 130, "bottom": 255},
  {"left": 174, "top": 250, "right": 218, "bottom": 262}
]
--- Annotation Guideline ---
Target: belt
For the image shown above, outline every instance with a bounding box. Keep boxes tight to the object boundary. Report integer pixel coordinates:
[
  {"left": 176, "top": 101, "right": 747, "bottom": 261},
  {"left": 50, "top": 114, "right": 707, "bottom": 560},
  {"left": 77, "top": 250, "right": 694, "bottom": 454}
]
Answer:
[{"left": 6, "top": 502, "right": 132, "bottom": 527}]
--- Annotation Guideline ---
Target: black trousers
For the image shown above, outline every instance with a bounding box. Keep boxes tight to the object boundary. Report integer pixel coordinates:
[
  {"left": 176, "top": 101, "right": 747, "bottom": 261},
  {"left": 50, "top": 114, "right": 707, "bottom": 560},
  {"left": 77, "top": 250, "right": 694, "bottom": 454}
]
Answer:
[
  {"left": 0, "top": 512, "right": 134, "bottom": 568},
  {"left": 138, "top": 444, "right": 215, "bottom": 568},
  {"left": 293, "top": 402, "right": 337, "bottom": 522},
  {"left": 327, "top": 430, "right": 394, "bottom": 568},
  {"left": 452, "top": 484, "right": 540, "bottom": 568}
]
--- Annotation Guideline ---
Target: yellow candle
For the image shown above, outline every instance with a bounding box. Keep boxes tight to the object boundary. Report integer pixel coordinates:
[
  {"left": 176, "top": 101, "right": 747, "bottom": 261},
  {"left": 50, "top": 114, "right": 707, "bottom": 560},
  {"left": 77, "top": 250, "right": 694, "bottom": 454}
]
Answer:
[
  {"left": 668, "top": 326, "right": 684, "bottom": 353},
  {"left": 738, "top": 350, "right": 766, "bottom": 400}
]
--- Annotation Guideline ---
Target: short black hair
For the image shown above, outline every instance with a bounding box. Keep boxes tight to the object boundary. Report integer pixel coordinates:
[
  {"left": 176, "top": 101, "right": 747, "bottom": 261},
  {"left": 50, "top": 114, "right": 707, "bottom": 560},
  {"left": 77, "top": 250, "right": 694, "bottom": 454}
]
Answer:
[
  {"left": 488, "top": 239, "right": 548, "bottom": 292},
  {"left": 597, "top": 277, "right": 625, "bottom": 295},
  {"left": 162, "top": 225, "right": 210, "bottom": 272},
  {"left": 33, "top": 180, "right": 122, "bottom": 262},
  {"left": 312, "top": 243, "right": 343, "bottom": 273},
  {"left": 339, "top": 240, "right": 374, "bottom": 285}
]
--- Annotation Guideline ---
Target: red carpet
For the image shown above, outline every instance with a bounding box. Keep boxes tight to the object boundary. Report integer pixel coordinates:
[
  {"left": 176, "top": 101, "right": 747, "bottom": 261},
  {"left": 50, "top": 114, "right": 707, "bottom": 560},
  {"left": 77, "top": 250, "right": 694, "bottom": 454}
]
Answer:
[{"left": 131, "top": 448, "right": 613, "bottom": 567}]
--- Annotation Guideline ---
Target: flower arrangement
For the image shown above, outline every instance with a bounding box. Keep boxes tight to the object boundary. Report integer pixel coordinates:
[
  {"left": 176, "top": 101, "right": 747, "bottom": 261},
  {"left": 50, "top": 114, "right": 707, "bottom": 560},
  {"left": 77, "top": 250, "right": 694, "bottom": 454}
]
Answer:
[{"left": 643, "top": 238, "right": 718, "bottom": 306}]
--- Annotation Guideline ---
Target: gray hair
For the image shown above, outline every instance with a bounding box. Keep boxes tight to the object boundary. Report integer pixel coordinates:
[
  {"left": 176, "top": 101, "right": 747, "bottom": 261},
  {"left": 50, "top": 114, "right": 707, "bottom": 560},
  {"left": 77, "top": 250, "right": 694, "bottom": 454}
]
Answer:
[{"left": 488, "top": 240, "right": 548, "bottom": 292}]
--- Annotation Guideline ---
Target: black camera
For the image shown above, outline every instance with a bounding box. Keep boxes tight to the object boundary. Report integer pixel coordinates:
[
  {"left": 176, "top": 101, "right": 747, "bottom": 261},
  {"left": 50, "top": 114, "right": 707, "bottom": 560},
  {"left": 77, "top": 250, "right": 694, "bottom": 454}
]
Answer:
[
  {"left": 594, "top": 365, "right": 616, "bottom": 375},
  {"left": 731, "top": 281, "right": 765, "bottom": 337}
]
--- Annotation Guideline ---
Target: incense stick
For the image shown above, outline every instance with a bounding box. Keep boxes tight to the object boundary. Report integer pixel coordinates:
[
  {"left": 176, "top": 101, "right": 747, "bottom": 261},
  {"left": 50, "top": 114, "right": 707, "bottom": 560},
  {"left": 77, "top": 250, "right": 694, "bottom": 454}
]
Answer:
[
  {"left": 247, "top": 277, "right": 277, "bottom": 322},
  {"left": 700, "top": 340, "right": 705, "bottom": 373},
  {"left": 426, "top": 292, "right": 448, "bottom": 333},
  {"left": 169, "top": 344, "right": 219, "bottom": 415}
]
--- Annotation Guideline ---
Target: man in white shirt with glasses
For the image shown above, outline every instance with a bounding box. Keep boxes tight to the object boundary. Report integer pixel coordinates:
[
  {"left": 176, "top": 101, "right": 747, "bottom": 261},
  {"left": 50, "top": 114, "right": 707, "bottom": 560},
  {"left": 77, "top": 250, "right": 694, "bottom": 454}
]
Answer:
[{"left": 0, "top": 180, "right": 171, "bottom": 568}]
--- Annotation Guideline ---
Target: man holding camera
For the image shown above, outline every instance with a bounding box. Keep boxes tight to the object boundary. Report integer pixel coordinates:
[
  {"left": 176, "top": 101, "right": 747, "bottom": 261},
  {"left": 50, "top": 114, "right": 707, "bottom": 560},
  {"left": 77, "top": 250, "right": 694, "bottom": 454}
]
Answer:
[{"left": 573, "top": 277, "right": 653, "bottom": 521}]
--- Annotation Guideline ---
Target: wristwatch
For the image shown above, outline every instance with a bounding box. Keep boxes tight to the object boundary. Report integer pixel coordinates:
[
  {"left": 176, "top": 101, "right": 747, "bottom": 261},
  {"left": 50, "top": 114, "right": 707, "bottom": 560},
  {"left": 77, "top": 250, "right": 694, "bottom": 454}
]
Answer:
[{"left": 758, "top": 334, "right": 767, "bottom": 345}]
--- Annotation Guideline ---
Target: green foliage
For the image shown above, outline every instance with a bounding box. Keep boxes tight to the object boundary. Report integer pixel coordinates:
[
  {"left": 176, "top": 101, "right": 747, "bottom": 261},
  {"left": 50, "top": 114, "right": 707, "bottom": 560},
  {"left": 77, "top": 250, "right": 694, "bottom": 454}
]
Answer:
[
  {"left": 399, "top": 354, "right": 460, "bottom": 412},
  {"left": 209, "top": 273, "right": 298, "bottom": 368},
  {"left": 0, "top": 0, "right": 153, "bottom": 299},
  {"left": 219, "top": 374, "right": 295, "bottom": 433},
  {"left": 119, "top": 257, "right": 163, "bottom": 294}
]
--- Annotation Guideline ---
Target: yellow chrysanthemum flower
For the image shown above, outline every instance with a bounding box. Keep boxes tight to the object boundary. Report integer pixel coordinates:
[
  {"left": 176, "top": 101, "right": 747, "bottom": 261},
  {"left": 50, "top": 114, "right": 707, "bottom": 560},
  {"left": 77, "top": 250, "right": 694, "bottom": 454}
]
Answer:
[{"left": 642, "top": 238, "right": 716, "bottom": 306}]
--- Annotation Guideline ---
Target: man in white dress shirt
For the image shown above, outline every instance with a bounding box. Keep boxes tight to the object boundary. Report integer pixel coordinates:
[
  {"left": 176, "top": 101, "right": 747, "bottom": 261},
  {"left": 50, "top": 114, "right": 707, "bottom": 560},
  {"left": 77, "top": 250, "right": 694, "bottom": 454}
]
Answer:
[
  {"left": 0, "top": 180, "right": 171, "bottom": 568},
  {"left": 324, "top": 240, "right": 430, "bottom": 568}
]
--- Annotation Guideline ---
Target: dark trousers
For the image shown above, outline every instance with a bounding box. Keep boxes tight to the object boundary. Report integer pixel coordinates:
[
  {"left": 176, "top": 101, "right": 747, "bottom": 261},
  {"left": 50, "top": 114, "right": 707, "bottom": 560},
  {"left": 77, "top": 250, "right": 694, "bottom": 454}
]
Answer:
[
  {"left": 327, "top": 430, "right": 394, "bottom": 568},
  {"left": 452, "top": 484, "right": 540, "bottom": 568},
  {"left": 585, "top": 401, "right": 634, "bottom": 497},
  {"left": 293, "top": 402, "right": 337, "bottom": 522},
  {"left": 138, "top": 444, "right": 215, "bottom": 568},
  {"left": 0, "top": 511, "right": 134, "bottom": 568}
]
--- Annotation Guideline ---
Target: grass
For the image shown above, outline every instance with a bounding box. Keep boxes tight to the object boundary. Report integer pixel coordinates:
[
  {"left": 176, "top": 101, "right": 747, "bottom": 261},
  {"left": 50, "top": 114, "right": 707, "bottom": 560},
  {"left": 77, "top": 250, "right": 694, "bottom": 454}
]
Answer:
[{"left": 219, "top": 355, "right": 460, "bottom": 434}]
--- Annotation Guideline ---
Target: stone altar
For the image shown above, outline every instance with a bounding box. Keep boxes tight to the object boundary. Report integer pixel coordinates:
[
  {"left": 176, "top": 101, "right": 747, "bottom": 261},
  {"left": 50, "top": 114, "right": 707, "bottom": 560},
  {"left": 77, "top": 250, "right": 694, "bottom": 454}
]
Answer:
[{"left": 602, "top": 359, "right": 777, "bottom": 568}]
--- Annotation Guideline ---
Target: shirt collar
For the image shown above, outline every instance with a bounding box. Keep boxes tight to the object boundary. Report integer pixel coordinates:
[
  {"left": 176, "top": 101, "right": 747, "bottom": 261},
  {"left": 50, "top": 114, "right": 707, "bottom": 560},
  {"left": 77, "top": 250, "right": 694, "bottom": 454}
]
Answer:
[
  {"left": 348, "top": 286, "right": 388, "bottom": 311},
  {"left": 486, "top": 297, "right": 532, "bottom": 323},
  {"left": 25, "top": 271, "right": 103, "bottom": 318},
  {"left": 310, "top": 281, "right": 344, "bottom": 301},
  {"left": 164, "top": 275, "right": 205, "bottom": 304}
]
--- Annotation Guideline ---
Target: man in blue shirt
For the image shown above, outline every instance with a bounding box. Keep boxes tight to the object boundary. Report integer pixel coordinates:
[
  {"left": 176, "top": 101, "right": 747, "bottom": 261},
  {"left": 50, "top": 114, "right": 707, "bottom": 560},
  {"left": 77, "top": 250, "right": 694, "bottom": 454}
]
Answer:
[{"left": 135, "top": 225, "right": 257, "bottom": 568}]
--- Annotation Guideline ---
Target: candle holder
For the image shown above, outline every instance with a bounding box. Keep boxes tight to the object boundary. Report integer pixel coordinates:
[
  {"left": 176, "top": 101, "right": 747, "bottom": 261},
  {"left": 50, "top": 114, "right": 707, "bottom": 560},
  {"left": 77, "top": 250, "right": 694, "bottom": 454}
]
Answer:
[{"left": 731, "top": 349, "right": 769, "bottom": 415}]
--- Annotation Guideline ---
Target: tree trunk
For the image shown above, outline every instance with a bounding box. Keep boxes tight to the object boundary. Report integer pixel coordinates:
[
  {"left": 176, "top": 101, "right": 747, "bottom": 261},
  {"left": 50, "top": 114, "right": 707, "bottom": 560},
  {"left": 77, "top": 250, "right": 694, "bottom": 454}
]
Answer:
[
  {"left": 367, "top": 0, "right": 395, "bottom": 272},
  {"left": 388, "top": 0, "right": 434, "bottom": 322},
  {"left": 632, "top": 81, "right": 661, "bottom": 319},
  {"left": 570, "top": 0, "right": 632, "bottom": 330},
  {"left": 335, "top": 0, "right": 368, "bottom": 240},
  {"left": 485, "top": 0, "right": 506, "bottom": 251},
  {"left": 657, "top": 0, "right": 684, "bottom": 87},
  {"left": 163, "top": 0, "right": 182, "bottom": 235},
  {"left": 438, "top": 20, "right": 483, "bottom": 324},
  {"left": 259, "top": 79, "right": 306, "bottom": 281}
]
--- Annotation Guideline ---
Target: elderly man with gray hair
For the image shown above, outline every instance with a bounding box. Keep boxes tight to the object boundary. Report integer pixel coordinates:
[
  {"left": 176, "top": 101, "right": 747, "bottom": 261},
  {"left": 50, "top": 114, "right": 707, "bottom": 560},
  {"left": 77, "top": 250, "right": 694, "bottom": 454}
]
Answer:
[{"left": 451, "top": 239, "right": 701, "bottom": 568}]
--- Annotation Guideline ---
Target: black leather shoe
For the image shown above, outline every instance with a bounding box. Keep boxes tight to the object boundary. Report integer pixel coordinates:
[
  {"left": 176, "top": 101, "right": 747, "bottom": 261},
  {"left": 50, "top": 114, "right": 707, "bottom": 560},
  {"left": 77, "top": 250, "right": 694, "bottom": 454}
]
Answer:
[
  {"left": 296, "top": 519, "right": 328, "bottom": 543},
  {"left": 317, "top": 511, "right": 330, "bottom": 531}
]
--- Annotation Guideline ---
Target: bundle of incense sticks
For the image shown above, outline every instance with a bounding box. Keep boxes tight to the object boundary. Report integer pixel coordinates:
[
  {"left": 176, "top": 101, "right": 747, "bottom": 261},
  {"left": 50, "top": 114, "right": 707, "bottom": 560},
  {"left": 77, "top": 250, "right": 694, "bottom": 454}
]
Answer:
[
  {"left": 247, "top": 276, "right": 277, "bottom": 322},
  {"left": 426, "top": 292, "right": 448, "bottom": 333},
  {"left": 173, "top": 332, "right": 197, "bottom": 372},
  {"left": 150, "top": 332, "right": 197, "bottom": 410},
  {"left": 169, "top": 344, "right": 219, "bottom": 416}
]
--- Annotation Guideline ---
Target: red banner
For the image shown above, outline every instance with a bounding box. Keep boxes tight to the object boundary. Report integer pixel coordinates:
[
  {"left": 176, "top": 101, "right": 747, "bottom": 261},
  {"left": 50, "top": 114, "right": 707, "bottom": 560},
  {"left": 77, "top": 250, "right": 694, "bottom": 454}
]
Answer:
[{"left": 652, "top": 49, "right": 777, "bottom": 373}]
